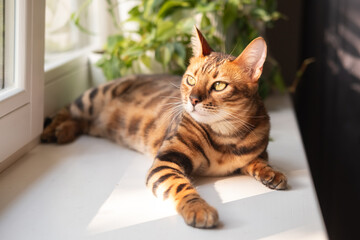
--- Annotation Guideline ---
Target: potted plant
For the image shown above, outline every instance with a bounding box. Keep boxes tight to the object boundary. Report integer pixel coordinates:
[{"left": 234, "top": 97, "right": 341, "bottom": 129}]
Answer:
[{"left": 73, "top": 0, "right": 285, "bottom": 98}]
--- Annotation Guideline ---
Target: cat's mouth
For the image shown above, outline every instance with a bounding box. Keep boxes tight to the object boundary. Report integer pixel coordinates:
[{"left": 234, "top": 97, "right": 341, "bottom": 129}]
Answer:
[
  {"left": 190, "top": 107, "right": 206, "bottom": 115},
  {"left": 191, "top": 109, "right": 208, "bottom": 118},
  {"left": 184, "top": 101, "right": 222, "bottom": 124},
  {"left": 185, "top": 103, "right": 216, "bottom": 124},
  {"left": 189, "top": 110, "right": 210, "bottom": 123},
  {"left": 187, "top": 103, "right": 208, "bottom": 116}
]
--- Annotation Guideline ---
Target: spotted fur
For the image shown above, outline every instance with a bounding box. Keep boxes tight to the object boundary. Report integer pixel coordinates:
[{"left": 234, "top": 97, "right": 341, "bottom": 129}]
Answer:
[{"left": 41, "top": 28, "right": 287, "bottom": 228}]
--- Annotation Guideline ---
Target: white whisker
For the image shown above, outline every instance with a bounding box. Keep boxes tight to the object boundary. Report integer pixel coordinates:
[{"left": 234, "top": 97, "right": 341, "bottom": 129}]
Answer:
[
  {"left": 159, "top": 99, "right": 184, "bottom": 126},
  {"left": 219, "top": 109, "right": 257, "bottom": 137},
  {"left": 167, "top": 80, "right": 180, "bottom": 89}
]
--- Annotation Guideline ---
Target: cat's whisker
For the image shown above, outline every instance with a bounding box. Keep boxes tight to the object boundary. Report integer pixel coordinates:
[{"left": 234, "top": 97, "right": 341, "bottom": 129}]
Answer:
[
  {"left": 225, "top": 107, "right": 256, "bottom": 115},
  {"left": 162, "top": 105, "right": 182, "bottom": 119},
  {"left": 223, "top": 101, "right": 267, "bottom": 119},
  {"left": 201, "top": 108, "right": 251, "bottom": 129},
  {"left": 210, "top": 111, "right": 240, "bottom": 134},
  {"left": 221, "top": 109, "right": 256, "bottom": 126},
  {"left": 161, "top": 102, "right": 183, "bottom": 108},
  {"left": 228, "top": 40, "right": 241, "bottom": 57},
  {"left": 166, "top": 106, "right": 184, "bottom": 130},
  {"left": 218, "top": 110, "right": 258, "bottom": 137},
  {"left": 160, "top": 107, "right": 180, "bottom": 118},
  {"left": 161, "top": 101, "right": 184, "bottom": 124},
  {"left": 167, "top": 81, "right": 181, "bottom": 89},
  {"left": 159, "top": 96, "right": 182, "bottom": 100},
  {"left": 227, "top": 118, "right": 257, "bottom": 133},
  {"left": 224, "top": 109, "right": 267, "bottom": 119},
  {"left": 206, "top": 104, "right": 261, "bottom": 119}
]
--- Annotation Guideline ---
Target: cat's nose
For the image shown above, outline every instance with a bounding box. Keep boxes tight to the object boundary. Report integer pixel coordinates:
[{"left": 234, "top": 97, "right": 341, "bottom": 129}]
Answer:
[{"left": 190, "top": 95, "right": 200, "bottom": 106}]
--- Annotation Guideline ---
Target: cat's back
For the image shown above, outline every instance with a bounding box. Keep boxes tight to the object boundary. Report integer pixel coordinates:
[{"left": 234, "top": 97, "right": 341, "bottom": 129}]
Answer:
[
  {"left": 71, "top": 74, "right": 182, "bottom": 118},
  {"left": 78, "top": 74, "right": 182, "bottom": 155},
  {"left": 109, "top": 73, "right": 181, "bottom": 104},
  {"left": 107, "top": 74, "right": 182, "bottom": 118}
]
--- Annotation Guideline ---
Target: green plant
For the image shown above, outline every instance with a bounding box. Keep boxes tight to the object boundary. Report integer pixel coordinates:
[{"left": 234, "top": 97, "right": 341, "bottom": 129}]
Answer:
[{"left": 73, "top": 0, "right": 285, "bottom": 98}]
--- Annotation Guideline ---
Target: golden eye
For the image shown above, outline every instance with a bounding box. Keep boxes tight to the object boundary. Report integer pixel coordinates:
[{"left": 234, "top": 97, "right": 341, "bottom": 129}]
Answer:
[
  {"left": 186, "top": 76, "right": 196, "bottom": 86},
  {"left": 213, "top": 81, "right": 227, "bottom": 91}
]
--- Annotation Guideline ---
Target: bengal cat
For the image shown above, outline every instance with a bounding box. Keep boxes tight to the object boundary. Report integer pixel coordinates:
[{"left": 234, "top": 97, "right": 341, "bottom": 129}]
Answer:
[{"left": 41, "top": 28, "right": 287, "bottom": 228}]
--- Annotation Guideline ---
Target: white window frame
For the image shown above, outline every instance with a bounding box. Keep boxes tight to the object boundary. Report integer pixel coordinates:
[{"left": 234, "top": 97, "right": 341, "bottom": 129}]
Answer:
[
  {"left": 0, "top": 0, "right": 27, "bottom": 118},
  {"left": 0, "top": 0, "right": 120, "bottom": 172},
  {"left": 0, "top": 0, "right": 45, "bottom": 171}
]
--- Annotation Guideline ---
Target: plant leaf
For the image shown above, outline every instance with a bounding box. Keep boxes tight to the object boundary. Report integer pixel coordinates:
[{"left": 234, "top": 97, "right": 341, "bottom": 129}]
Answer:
[
  {"left": 163, "top": 43, "right": 174, "bottom": 66},
  {"left": 157, "top": 1, "right": 190, "bottom": 19},
  {"left": 156, "top": 21, "right": 176, "bottom": 41},
  {"left": 251, "top": 8, "right": 271, "bottom": 22},
  {"left": 140, "top": 54, "right": 152, "bottom": 69}
]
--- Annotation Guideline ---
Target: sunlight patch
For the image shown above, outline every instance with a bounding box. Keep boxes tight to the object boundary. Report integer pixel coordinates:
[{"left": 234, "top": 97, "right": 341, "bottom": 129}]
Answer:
[
  {"left": 87, "top": 186, "right": 176, "bottom": 234},
  {"left": 87, "top": 159, "right": 177, "bottom": 235},
  {"left": 212, "top": 175, "right": 273, "bottom": 203}
]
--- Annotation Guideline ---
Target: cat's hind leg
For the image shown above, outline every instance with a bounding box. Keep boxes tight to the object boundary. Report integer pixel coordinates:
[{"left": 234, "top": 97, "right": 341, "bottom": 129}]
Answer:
[
  {"left": 41, "top": 108, "right": 90, "bottom": 144},
  {"left": 41, "top": 83, "right": 112, "bottom": 144}
]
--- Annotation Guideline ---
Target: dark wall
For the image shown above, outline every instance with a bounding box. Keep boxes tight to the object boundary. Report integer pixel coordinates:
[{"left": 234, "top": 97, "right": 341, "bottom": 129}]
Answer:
[
  {"left": 266, "top": 0, "right": 303, "bottom": 86},
  {"left": 295, "top": 0, "right": 360, "bottom": 239},
  {"left": 267, "top": 0, "right": 360, "bottom": 239}
]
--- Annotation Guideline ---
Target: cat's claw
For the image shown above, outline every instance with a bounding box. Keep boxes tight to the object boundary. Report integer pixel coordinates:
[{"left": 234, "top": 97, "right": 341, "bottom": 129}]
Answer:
[
  {"left": 261, "top": 170, "right": 287, "bottom": 190},
  {"left": 180, "top": 200, "right": 219, "bottom": 228}
]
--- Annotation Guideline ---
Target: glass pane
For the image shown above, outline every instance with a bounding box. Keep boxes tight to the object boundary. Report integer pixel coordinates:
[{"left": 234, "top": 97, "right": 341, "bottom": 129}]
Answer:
[
  {"left": 45, "top": 0, "right": 92, "bottom": 63},
  {"left": 0, "top": 1, "right": 4, "bottom": 90},
  {"left": 0, "top": 0, "right": 15, "bottom": 93}
]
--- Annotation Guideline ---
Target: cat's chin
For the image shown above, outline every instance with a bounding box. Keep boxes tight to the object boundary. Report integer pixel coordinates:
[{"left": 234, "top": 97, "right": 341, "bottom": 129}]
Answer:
[
  {"left": 188, "top": 111, "right": 209, "bottom": 123},
  {"left": 184, "top": 102, "right": 221, "bottom": 124},
  {"left": 189, "top": 111, "right": 236, "bottom": 135},
  {"left": 188, "top": 111, "right": 217, "bottom": 124}
]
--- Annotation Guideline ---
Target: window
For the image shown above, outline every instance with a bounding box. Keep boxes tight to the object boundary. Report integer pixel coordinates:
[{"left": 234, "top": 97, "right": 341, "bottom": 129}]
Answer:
[
  {"left": 0, "top": 0, "right": 119, "bottom": 170},
  {"left": 43, "top": 0, "right": 119, "bottom": 117},
  {"left": 45, "top": 0, "right": 97, "bottom": 66},
  {"left": 0, "top": 0, "right": 16, "bottom": 92},
  {"left": 0, "top": 0, "right": 45, "bottom": 170},
  {"left": 0, "top": 1, "right": 4, "bottom": 90},
  {"left": 46, "top": 0, "right": 90, "bottom": 54},
  {"left": 0, "top": 0, "right": 16, "bottom": 102}
]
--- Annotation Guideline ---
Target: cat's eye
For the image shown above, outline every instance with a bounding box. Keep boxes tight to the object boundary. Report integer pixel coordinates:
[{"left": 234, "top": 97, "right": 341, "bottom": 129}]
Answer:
[
  {"left": 213, "top": 82, "right": 228, "bottom": 91},
  {"left": 186, "top": 76, "right": 196, "bottom": 86}
]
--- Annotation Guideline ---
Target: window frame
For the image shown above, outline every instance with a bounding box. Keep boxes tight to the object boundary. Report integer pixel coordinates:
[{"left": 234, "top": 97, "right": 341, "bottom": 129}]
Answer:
[
  {"left": 0, "top": 0, "right": 45, "bottom": 170},
  {"left": 0, "top": 0, "right": 28, "bottom": 118},
  {"left": 0, "top": 0, "right": 119, "bottom": 171}
]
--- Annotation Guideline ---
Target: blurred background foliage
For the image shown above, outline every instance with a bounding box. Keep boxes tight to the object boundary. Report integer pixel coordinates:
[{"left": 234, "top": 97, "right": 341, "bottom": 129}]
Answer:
[{"left": 72, "top": 0, "right": 286, "bottom": 98}]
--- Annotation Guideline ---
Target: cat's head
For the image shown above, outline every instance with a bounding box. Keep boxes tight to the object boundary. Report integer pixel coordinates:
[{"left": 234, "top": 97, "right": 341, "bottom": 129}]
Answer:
[{"left": 180, "top": 27, "right": 267, "bottom": 127}]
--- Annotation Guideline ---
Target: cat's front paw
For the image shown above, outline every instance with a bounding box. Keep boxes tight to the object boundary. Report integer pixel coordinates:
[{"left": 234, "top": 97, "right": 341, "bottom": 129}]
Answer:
[
  {"left": 178, "top": 199, "right": 219, "bottom": 228},
  {"left": 258, "top": 168, "right": 287, "bottom": 190}
]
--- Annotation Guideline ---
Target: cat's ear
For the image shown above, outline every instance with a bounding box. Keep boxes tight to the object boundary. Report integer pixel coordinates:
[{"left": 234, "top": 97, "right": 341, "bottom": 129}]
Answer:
[
  {"left": 191, "top": 27, "right": 213, "bottom": 57},
  {"left": 234, "top": 37, "right": 267, "bottom": 82}
]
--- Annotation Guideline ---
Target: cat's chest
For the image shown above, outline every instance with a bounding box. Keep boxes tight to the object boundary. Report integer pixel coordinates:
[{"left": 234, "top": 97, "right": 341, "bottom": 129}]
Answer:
[
  {"left": 172, "top": 120, "right": 251, "bottom": 176},
  {"left": 196, "top": 138, "right": 249, "bottom": 176}
]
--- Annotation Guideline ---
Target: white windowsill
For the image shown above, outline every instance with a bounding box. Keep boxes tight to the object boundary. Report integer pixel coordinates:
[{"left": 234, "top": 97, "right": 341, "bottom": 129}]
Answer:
[
  {"left": 0, "top": 94, "right": 328, "bottom": 240},
  {"left": 44, "top": 46, "right": 97, "bottom": 72}
]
